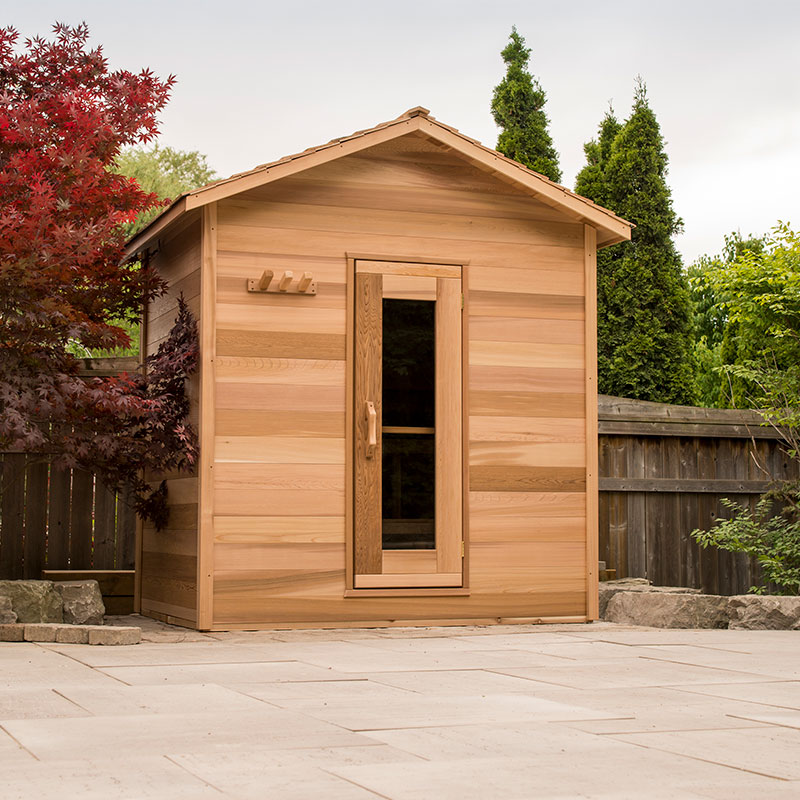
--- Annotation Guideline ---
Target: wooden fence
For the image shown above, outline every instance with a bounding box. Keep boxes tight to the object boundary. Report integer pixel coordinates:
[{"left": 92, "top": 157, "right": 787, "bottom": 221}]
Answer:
[
  {"left": 0, "top": 456, "right": 136, "bottom": 579},
  {"left": 2, "top": 377, "right": 798, "bottom": 592},
  {"left": 0, "top": 358, "right": 139, "bottom": 580},
  {"left": 599, "top": 395, "right": 798, "bottom": 595}
]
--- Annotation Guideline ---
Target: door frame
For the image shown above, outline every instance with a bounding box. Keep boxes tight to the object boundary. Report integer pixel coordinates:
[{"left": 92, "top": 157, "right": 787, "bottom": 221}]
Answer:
[{"left": 344, "top": 253, "right": 470, "bottom": 596}]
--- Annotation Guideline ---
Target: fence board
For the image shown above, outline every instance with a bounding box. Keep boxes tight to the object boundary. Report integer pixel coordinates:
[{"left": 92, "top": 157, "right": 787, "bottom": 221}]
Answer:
[
  {"left": 116, "top": 488, "right": 137, "bottom": 570},
  {"left": 93, "top": 481, "right": 118, "bottom": 570},
  {"left": 23, "top": 461, "right": 49, "bottom": 579},
  {"left": 599, "top": 395, "right": 796, "bottom": 595},
  {"left": 69, "top": 470, "right": 94, "bottom": 570},
  {"left": 0, "top": 455, "right": 25, "bottom": 579},
  {"left": 47, "top": 467, "right": 72, "bottom": 571}
]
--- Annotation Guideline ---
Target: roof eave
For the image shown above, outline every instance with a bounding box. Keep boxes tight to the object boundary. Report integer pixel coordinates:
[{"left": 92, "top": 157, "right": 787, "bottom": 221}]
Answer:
[{"left": 124, "top": 108, "right": 632, "bottom": 254}]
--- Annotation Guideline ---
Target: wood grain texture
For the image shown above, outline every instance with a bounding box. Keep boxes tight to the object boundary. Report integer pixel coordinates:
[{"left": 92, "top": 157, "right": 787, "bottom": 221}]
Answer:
[
  {"left": 214, "top": 516, "right": 344, "bottom": 544},
  {"left": 470, "top": 340, "right": 584, "bottom": 370},
  {"left": 190, "top": 135, "right": 600, "bottom": 628},
  {"left": 469, "top": 441, "right": 586, "bottom": 468},
  {"left": 469, "top": 390, "right": 585, "bottom": 418},
  {"left": 469, "top": 316, "right": 583, "bottom": 345},
  {"left": 217, "top": 329, "right": 346, "bottom": 360},
  {"left": 469, "top": 365, "right": 584, "bottom": 394},
  {"left": 469, "top": 264, "right": 583, "bottom": 295},
  {"left": 354, "top": 572, "right": 462, "bottom": 588},
  {"left": 469, "top": 416, "right": 585, "bottom": 443},
  {"left": 470, "top": 466, "right": 586, "bottom": 492},
  {"left": 220, "top": 200, "right": 581, "bottom": 249},
  {"left": 584, "top": 225, "right": 599, "bottom": 620},
  {"left": 216, "top": 409, "right": 343, "bottom": 438},
  {"left": 216, "top": 356, "right": 344, "bottom": 385},
  {"left": 435, "top": 276, "right": 463, "bottom": 577},
  {"left": 357, "top": 260, "right": 461, "bottom": 278},
  {"left": 353, "top": 272, "right": 383, "bottom": 574},
  {"left": 382, "top": 550, "right": 438, "bottom": 574},
  {"left": 215, "top": 436, "right": 345, "bottom": 464},
  {"left": 214, "top": 463, "right": 345, "bottom": 517},
  {"left": 197, "top": 203, "right": 217, "bottom": 628},
  {"left": 469, "top": 290, "right": 584, "bottom": 321},
  {"left": 382, "top": 274, "right": 437, "bottom": 300},
  {"left": 140, "top": 218, "right": 201, "bottom": 624}
]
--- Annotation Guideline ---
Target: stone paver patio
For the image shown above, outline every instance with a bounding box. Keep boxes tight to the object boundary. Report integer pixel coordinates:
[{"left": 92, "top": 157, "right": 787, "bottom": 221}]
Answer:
[{"left": 2, "top": 617, "right": 799, "bottom": 799}]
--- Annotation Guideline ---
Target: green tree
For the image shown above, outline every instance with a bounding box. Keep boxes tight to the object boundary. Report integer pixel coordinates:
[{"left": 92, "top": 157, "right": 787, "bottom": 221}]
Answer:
[
  {"left": 115, "top": 144, "right": 217, "bottom": 235},
  {"left": 81, "top": 146, "right": 217, "bottom": 359},
  {"left": 691, "top": 224, "right": 800, "bottom": 593},
  {"left": 688, "top": 232, "right": 766, "bottom": 407},
  {"left": 491, "top": 27, "right": 561, "bottom": 182},
  {"left": 575, "top": 109, "right": 621, "bottom": 209},
  {"left": 575, "top": 80, "right": 695, "bottom": 404}
]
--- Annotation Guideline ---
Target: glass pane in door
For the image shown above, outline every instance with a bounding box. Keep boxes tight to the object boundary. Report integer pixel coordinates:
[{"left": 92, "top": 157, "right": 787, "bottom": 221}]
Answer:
[{"left": 381, "top": 299, "right": 435, "bottom": 550}]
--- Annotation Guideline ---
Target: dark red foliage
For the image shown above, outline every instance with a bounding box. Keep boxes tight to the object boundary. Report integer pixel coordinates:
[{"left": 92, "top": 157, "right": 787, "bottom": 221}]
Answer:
[{"left": 0, "top": 23, "right": 196, "bottom": 527}]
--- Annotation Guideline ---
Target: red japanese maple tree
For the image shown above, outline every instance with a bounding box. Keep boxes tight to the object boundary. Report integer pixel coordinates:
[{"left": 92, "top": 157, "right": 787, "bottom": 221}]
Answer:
[{"left": 0, "top": 23, "right": 197, "bottom": 528}]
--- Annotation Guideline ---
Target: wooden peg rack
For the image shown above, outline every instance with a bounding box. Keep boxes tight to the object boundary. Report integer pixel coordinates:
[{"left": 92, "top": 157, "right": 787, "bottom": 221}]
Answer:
[{"left": 247, "top": 270, "right": 317, "bottom": 295}]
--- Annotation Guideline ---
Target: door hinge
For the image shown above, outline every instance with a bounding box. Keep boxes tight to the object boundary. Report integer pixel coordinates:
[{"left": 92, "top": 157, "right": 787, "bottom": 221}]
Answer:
[
  {"left": 461, "top": 293, "right": 464, "bottom": 310},
  {"left": 461, "top": 541, "right": 465, "bottom": 557}
]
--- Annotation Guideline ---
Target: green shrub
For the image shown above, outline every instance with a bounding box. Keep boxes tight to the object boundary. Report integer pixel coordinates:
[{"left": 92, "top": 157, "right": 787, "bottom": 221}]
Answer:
[{"left": 692, "top": 488, "right": 800, "bottom": 595}]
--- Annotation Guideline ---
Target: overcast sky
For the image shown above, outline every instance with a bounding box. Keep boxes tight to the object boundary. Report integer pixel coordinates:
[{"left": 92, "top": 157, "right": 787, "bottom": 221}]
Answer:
[{"left": 5, "top": 0, "right": 799, "bottom": 263}]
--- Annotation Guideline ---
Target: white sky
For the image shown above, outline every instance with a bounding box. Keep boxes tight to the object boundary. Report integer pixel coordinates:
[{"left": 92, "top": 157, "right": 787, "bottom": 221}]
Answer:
[{"left": 4, "top": 0, "right": 799, "bottom": 263}]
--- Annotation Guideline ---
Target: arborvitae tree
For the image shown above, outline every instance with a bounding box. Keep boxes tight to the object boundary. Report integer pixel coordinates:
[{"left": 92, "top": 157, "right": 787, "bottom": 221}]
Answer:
[
  {"left": 491, "top": 27, "right": 561, "bottom": 182},
  {"left": 575, "top": 110, "right": 621, "bottom": 209},
  {"left": 575, "top": 80, "right": 696, "bottom": 404}
]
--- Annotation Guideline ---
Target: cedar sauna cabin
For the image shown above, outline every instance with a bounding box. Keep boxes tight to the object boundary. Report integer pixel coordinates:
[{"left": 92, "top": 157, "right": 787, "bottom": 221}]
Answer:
[{"left": 125, "top": 107, "right": 632, "bottom": 631}]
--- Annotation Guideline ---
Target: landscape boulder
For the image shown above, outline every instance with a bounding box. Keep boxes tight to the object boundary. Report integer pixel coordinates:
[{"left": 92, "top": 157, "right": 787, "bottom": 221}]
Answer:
[
  {"left": 53, "top": 580, "right": 105, "bottom": 625},
  {"left": 605, "top": 591, "right": 728, "bottom": 629},
  {"left": 0, "top": 595, "right": 17, "bottom": 624},
  {"left": 728, "top": 595, "right": 800, "bottom": 630},
  {"left": 598, "top": 578, "right": 699, "bottom": 619},
  {"left": 0, "top": 580, "right": 62, "bottom": 623}
]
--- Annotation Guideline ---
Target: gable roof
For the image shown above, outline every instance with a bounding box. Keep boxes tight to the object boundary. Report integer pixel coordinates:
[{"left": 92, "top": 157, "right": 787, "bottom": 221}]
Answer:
[{"left": 125, "top": 107, "right": 632, "bottom": 258}]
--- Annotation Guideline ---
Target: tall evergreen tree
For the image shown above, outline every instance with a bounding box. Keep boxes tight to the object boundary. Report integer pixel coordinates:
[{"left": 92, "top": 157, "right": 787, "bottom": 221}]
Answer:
[
  {"left": 491, "top": 27, "right": 561, "bottom": 182},
  {"left": 575, "top": 80, "right": 696, "bottom": 404},
  {"left": 575, "top": 109, "right": 621, "bottom": 209}
]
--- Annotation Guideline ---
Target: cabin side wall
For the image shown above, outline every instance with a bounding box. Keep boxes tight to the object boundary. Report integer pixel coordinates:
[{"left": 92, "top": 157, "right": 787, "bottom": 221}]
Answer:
[
  {"left": 208, "top": 137, "right": 590, "bottom": 628},
  {"left": 139, "top": 218, "right": 202, "bottom": 627}
]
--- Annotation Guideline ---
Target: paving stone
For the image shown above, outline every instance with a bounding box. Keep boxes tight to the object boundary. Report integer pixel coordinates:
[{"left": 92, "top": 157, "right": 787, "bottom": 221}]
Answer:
[
  {"left": 0, "top": 623, "right": 24, "bottom": 641},
  {"left": 87, "top": 626, "right": 141, "bottom": 646},
  {"left": 55, "top": 626, "right": 90, "bottom": 644},
  {"left": 23, "top": 623, "right": 59, "bottom": 642}
]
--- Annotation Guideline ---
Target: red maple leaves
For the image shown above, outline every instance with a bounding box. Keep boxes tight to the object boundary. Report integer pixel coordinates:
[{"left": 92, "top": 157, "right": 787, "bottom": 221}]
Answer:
[{"left": 0, "top": 23, "right": 196, "bottom": 528}]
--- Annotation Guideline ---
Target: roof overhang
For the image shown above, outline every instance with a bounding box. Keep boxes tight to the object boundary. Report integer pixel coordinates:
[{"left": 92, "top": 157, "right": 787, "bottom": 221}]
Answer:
[{"left": 125, "top": 108, "right": 632, "bottom": 259}]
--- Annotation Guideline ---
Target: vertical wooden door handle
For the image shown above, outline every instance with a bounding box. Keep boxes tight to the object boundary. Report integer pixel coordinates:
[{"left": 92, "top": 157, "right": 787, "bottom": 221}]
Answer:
[{"left": 365, "top": 401, "right": 377, "bottom": 458}]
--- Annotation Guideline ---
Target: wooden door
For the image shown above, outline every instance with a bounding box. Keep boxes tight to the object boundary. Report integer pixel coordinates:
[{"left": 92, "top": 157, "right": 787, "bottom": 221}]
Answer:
[{"left": 353, "top": 261, "right": 463, "bottom": 589}]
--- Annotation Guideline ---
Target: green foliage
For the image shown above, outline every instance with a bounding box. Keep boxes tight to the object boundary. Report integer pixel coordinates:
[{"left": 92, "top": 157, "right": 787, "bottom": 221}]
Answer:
[
  {"left": 574, "top": 110, "right": 621, "bottom": 210},
  {"left": 115, "top": 144, "right": 217, "bottom": 236},
  {"left": 93, "top": 146, "right": 216, "bottom": 359},
  {"left": 690, "top": 225, "right": 800, "bottom": 418},
  {"left": 575, "top": 80, "right": 695, "bottom": 404},
  {"left": 688, "top": 232, "right": 766, "bottom": 408},
  {"left": 491, "top": 27, "right": 561, "bottom": 183},
  {"left": 690, "top": 226, "right": 800, "bottom": 589},
  {"left": 692, "top": 491, "right": 800, "bottom": 595}
]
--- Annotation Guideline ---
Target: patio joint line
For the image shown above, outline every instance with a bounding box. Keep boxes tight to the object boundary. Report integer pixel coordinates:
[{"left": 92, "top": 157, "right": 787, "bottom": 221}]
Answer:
[
  {"left": 162, "top": 754, "right": 226, "bottom": 794},
  {"left": 610, "top": 736, "right": 793, "bottom": 782},
  {"left": 0, "top": 723, "right": 40, "bottom": 761}
]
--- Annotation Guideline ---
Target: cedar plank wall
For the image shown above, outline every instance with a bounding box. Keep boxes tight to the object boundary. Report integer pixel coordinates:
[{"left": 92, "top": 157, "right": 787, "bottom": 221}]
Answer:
[
  {"left": 211, "top": 132, "right": 588, "bottom": 627},
  {"left": 140, "top": 219, "right": 202, "bottom": 626}
]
